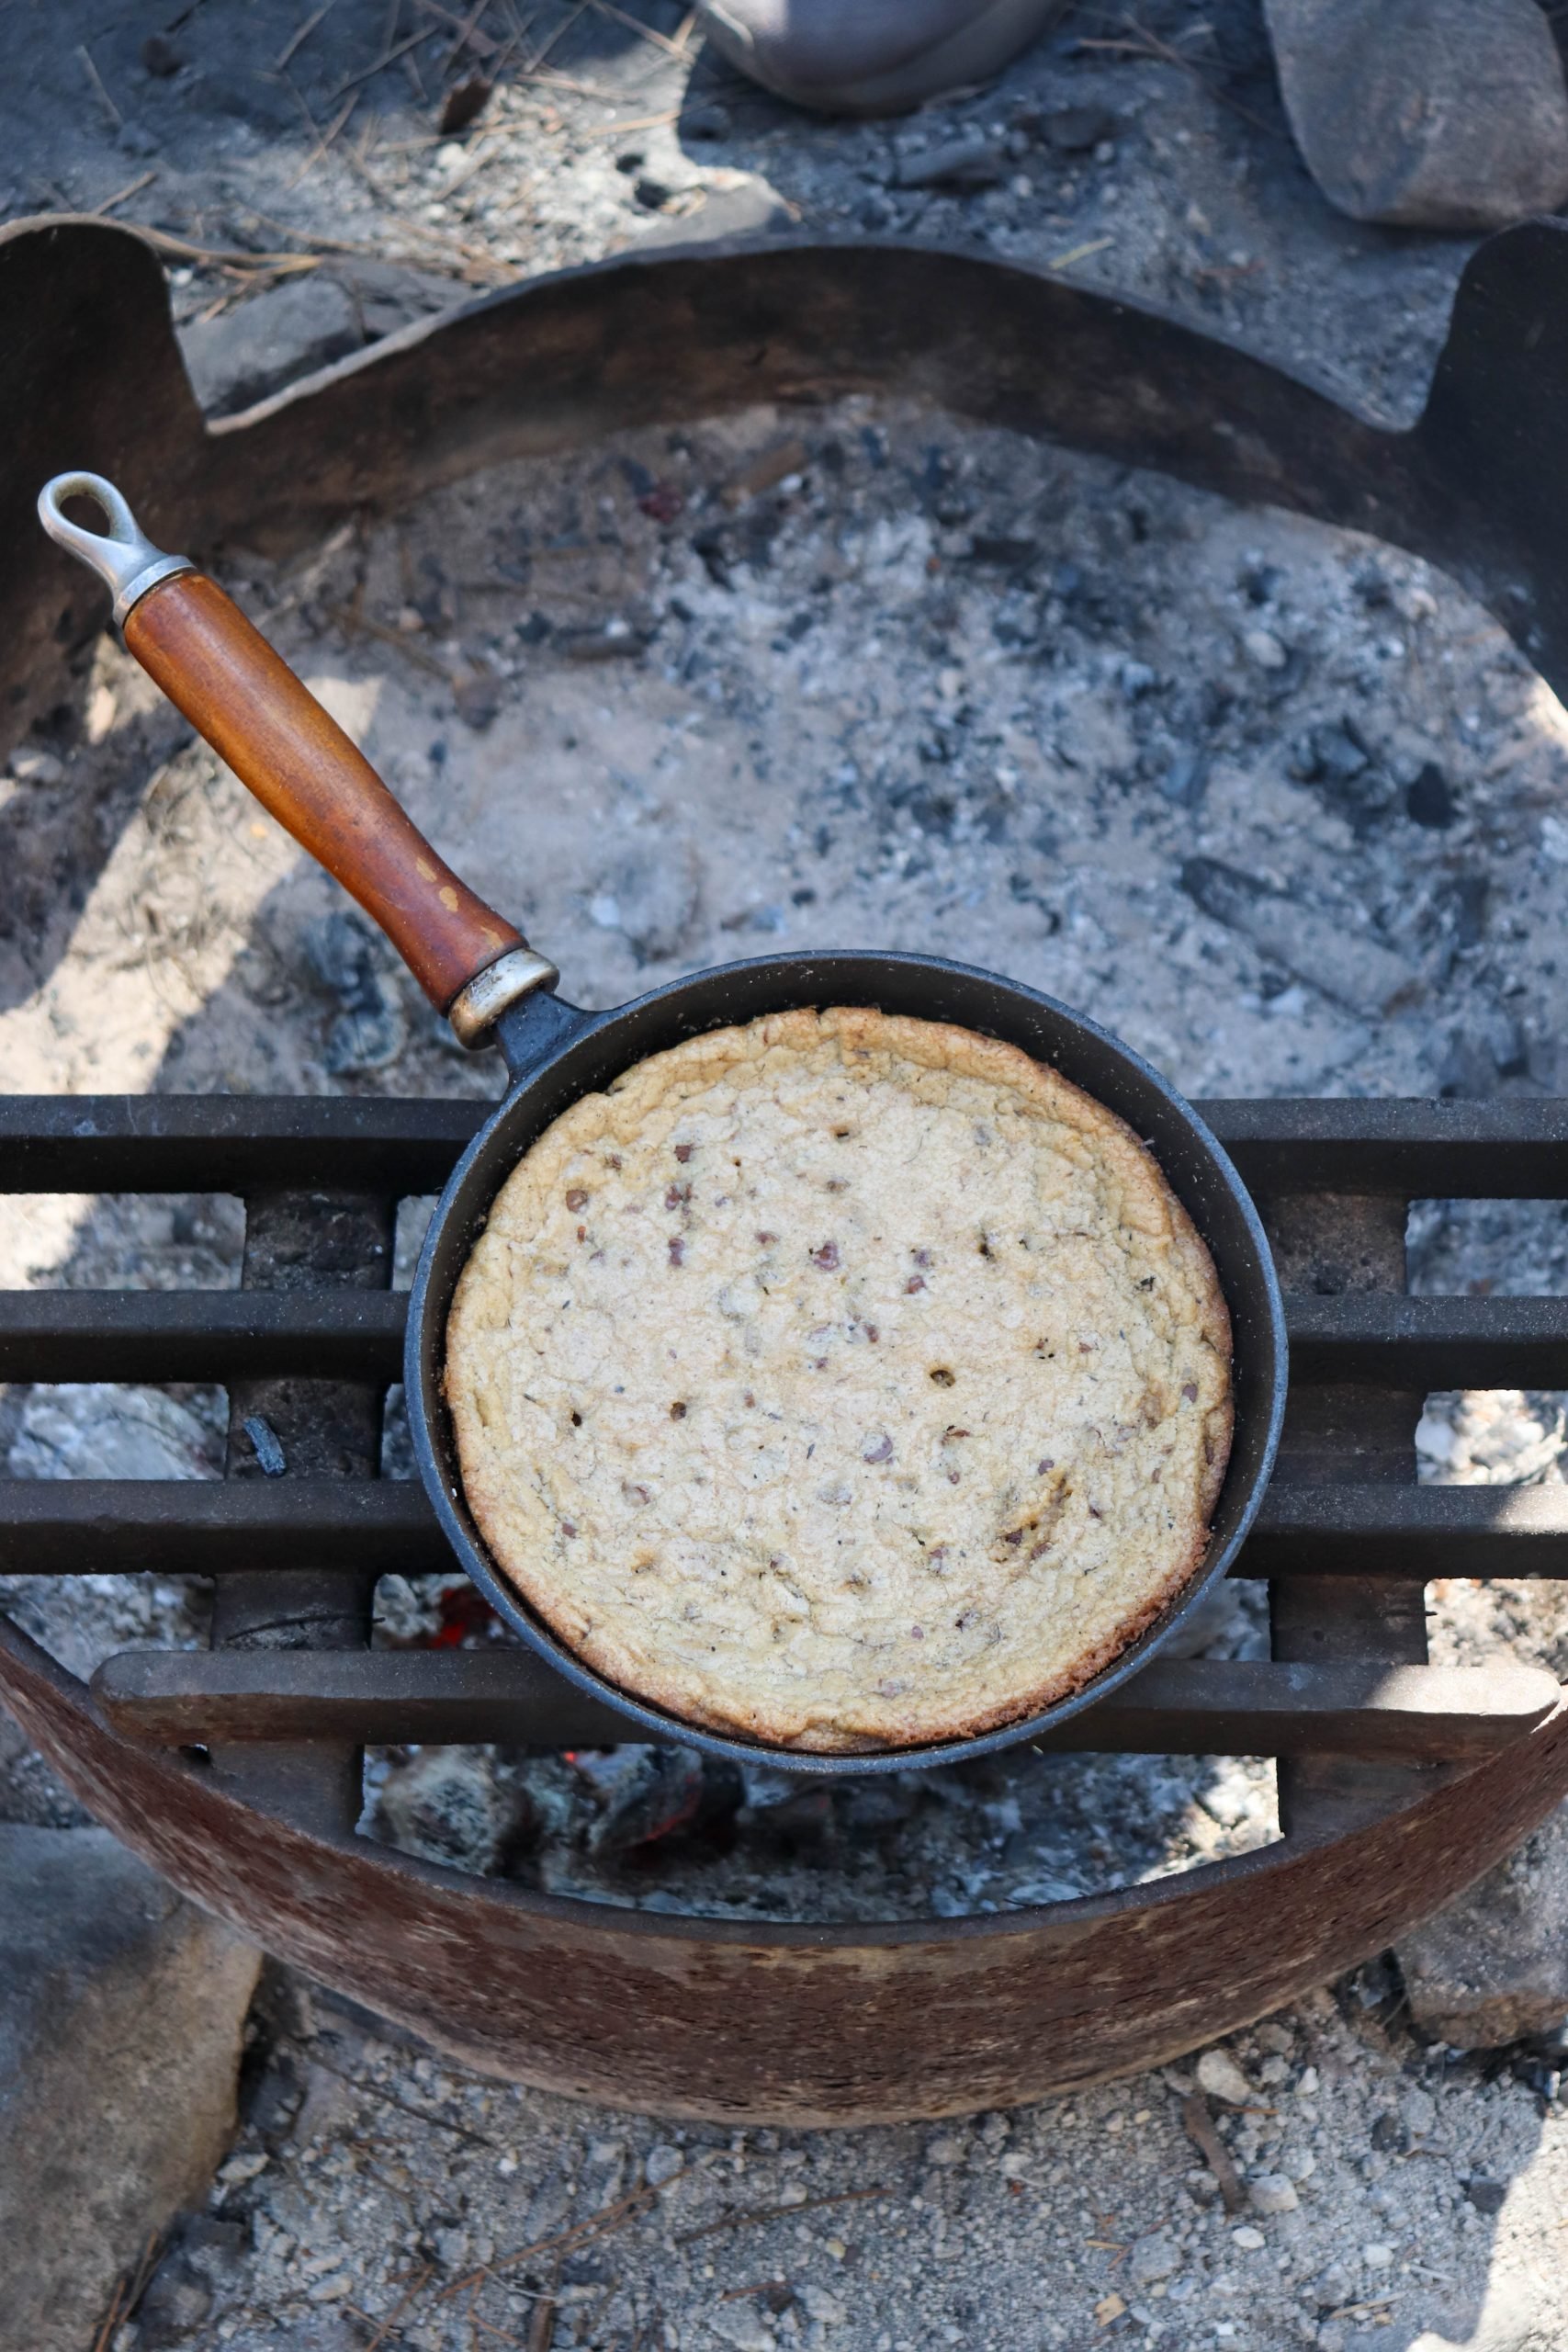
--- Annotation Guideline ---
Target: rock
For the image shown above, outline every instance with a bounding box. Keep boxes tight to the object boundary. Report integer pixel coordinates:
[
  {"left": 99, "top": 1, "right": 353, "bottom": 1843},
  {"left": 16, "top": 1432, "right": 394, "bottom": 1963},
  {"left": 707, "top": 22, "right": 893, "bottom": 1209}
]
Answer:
[
  {"left": 645, "top": 2142, "right": 685, "bottom": 2187},
  {"left": 1395, "top": 1800, "right": 1568, "bottom": 2046},
  {"left": 1262, "top": 0, "right": 1568, "bottom": 230},
  {"left": 8, "top": 1382, "right": 220, "bottom": 1481},
  {"left": 1405, "top": 761, "right": 1456, "bottom": 829},
  {"left": 137, "top": 2244, "right": 216, "bottom": 2346},
  {"left": 6, "top": 743, "right": 64, "bottom": 786},
  {"left": 1036, "top": 105, "right": 1118, "bottom": 154},
  {"left": 682, "top": 102, "right": 732, "bottom": 139},
  {"left": 1361, "top": 2241, "right": 1394, "bottom": 2270},
  {"left": 1240, "top": 625, "right": 1288, "bottom": 672},
  {"left": 1288, "top": 717, "right": 1399, "bottom": 832},
  {"left": 0, "top": 1826, "right": 262, "bottom": 2352},
  {"left": 1196, "top": 2047, "right": 1255, "bottom": 2107},
  {"left": 178, "top": 276, "right": 363, "bottom": 418},
  {"left": 707, "top": 2306, "right": 775, "bottom": 2352},
  {"left": 1127, "top": 2231, "right": 1179, "bottom": 2285},
  {"left": 1466, "top": 2173, "right": 1509, "bottom": 2215},
  {"left": 371, "top": 1748, "right": 536, "bottom": 1876},
  {"left": 895, "top": 135, "right": 1006, "bottom": 190},
  {"left": 1179, "top": 856, "right": 1421, "bottom": 1018},
  {"left": 333, "top": 259, "right": 467, "bottom": 344},
  {"left": 798, "top": 2282, "right": 847, "bottom": 2323},
  {"left": 1314, "top": 2258, "right": 1354, "bottom": 2312},
  {"left": 1249, "top": 2172, "right": 1300, "bottom": 2216},
  {"left": 637, "top": 179, "right": 795, "bottom": 245},
  {"left": 1231, "top": 2223, "right": 1266, "bottom": 2250}
]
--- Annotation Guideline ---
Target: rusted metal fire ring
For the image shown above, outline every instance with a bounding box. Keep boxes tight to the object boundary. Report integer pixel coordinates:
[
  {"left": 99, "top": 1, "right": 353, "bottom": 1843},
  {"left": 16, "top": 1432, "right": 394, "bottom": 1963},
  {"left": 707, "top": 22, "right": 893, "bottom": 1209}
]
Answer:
[{"left": 2, "top": 216, "right": 1567, "bottom": 2123}]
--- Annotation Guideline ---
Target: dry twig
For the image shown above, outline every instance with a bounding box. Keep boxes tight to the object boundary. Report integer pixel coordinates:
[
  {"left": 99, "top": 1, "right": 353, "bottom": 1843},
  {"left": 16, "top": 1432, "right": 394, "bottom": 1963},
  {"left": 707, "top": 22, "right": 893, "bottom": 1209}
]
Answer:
[
  {"left": 442, "top": 2169, "right": 686, "bottom": 2305},
  {"left": 1179, "top": 2090, "right": 1246, "bottom": 2214},
  {"left": 587, "top": 0, "right": 688, "bottom": 57},
  {"left": 676, "top": 2185, "right": 886, "bottom": 2246},
  {"left": 326, "top": 26, "right": 439, "bottom": 100},
  {"left": 353, "top": 2261, "right": 434, "bottom": 2352},
  {"left": 90, "top": 169, "right": 158, "bottom": 217},
  {"left": 277, "top": 1, "right": 337, "bottom": 70},
  {"left": 118, "top": 221, "right": 325, "bottom": 277},
  {"left": 525, "top": 2256, "right": 561, "bottom": 2352},
  {"left": 1077, "top": 19, "right": 1280, "bottom": 138},
  {"left": 77, "top": 43, "right": 122, "bottom": 125},
  {"left": 283, "top": 88, "right": 361, "bottom": 192},
  {"left": 91, "top": 2230, "right": 163, "bottom": 2352},
  {"left": 420, "top": 0, "right": 504, "bottom": 57},
  {"left": 583, "top": 107, "right": 678, "bottom": 136}
]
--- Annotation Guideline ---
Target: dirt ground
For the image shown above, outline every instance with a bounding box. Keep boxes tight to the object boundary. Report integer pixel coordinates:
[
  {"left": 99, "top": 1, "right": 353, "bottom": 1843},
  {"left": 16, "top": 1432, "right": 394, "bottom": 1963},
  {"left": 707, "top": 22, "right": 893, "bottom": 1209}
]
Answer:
[{"left": 3, "top": 6, "right": 1568, "bottom": 2351}]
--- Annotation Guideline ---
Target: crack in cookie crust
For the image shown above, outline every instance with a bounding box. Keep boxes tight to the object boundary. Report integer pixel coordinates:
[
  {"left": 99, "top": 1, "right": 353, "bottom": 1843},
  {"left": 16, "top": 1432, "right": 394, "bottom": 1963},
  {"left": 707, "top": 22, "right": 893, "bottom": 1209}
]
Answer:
[{"left": 446, "top": 1008, "right": 1234, "bottom": 1751}]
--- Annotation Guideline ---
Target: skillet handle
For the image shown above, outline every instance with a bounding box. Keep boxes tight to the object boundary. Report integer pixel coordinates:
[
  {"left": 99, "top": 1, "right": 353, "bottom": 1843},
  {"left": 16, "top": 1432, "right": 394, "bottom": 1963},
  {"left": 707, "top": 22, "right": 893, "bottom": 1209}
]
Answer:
[{"left": 37, "top": 472, "right": 558, "bottom": 1046}]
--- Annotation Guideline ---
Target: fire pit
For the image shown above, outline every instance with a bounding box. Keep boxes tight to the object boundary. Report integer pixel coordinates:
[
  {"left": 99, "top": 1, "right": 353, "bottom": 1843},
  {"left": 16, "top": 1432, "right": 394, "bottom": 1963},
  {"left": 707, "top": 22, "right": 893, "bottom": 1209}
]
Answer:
[{"left": 2, "top": 214, "right": 1566, "bottom": 2124}]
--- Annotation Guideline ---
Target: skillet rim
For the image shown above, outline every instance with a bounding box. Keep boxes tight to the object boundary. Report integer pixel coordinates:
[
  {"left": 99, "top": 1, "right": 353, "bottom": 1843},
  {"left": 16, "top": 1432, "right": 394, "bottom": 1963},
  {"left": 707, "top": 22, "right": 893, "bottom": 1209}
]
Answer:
[{"left": 405, "top": 948, "right": 1288, "bottom": 1774}]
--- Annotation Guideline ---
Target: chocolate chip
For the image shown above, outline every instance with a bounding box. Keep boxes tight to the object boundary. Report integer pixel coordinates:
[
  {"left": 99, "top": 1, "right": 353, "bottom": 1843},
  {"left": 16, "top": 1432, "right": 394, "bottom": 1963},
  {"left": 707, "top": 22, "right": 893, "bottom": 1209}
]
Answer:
[
  {"left": 930, "top": 1367, "right": 955, "bottom": 1386},
  {"left": 812, "top": 1240, "right": 840, "bottom": 1270},
  {"left": 863, "top": 1433, "right": 894, "bottom": 1463},
  {"left": 668, "top": 1236, "right": 685, "bottom": 1266},
  {"left": 565, "top": 1187, "right": 589, "bottom": 1210},
  {"left": 1182, "top": 1381, "right": 1199, "bottom": 1402},
  {"left": 674, "top": 1143, "right": 694, "bottom": 1161},
  {"left": 670, "top": 1401, "right": 687, "bottom": 1419},
  {"left": 906, "top": 1274, "right": 926, "bottom": 1293}
]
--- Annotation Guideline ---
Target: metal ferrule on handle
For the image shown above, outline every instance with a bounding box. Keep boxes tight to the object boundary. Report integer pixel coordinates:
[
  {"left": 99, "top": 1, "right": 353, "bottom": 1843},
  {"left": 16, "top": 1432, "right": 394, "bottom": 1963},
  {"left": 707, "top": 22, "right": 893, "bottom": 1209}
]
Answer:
[{"left": 38, "top": 472, "right": 558, "bottom": 1048}]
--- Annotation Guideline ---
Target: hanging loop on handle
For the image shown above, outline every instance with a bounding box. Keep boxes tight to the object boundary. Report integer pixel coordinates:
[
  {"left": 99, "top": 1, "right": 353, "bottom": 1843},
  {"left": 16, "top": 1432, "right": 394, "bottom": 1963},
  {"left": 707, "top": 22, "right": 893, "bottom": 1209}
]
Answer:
[
  {"left": 39, "top": 472, "right": 558, "bottom": 1045},
  {"left": 38, "top": 471, "right": 196, "bottom": 628}
]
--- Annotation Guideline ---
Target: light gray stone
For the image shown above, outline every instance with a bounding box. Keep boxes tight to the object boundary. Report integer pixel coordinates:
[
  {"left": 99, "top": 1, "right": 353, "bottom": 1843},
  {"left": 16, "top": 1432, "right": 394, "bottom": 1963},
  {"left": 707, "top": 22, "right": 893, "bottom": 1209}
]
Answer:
[
  {"left": 177, "top": 275, "right": 362, "bottom": 417},
  {"left": 0, "top": 1826, "right": 262, "bottom": 2352},
  {"left": 1264, "top": 0, "right": 1568, "bottom": 230},
  {"left": 1128, "top": 2231, "right": 1180, "bottom": 2285},
  {"left": 1396, "top": 1799, "right": 1568, "bottom": 2048},
  {"left": 1250, "top": 2172, "right": 1301, "bottom": 2216},
  {"left": 1197, "top": 2047, "right": 1255, "bottom": 2107}
]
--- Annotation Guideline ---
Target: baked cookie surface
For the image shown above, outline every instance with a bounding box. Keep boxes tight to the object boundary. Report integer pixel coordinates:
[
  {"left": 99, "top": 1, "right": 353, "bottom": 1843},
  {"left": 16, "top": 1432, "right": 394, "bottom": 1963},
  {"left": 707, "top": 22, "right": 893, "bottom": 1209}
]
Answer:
[{"left": 446, "top": 1007, "right": 1233, "bottom": 1751}]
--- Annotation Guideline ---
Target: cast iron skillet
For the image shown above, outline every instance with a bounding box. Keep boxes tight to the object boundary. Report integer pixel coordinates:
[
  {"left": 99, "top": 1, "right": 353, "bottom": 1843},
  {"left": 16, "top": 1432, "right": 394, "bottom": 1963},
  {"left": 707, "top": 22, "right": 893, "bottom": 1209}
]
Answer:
[{"left": 41, "top": 473, "right": 1288, "bottom": 1775}]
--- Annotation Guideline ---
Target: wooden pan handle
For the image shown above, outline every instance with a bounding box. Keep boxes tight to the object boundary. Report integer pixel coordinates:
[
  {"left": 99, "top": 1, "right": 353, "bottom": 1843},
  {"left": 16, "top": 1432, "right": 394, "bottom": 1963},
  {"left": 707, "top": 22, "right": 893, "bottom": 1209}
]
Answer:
[{"left": 37, "top": 473, "right": 557, "bottom": 1041}]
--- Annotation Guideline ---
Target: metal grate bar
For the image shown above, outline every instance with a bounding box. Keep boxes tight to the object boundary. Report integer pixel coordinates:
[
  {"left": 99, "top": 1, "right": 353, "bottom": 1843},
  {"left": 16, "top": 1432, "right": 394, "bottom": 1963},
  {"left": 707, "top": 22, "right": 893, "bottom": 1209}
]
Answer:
[
  {"left": 6, "top": 1477, "right": 1568, "bottom": 1580},
  {"left": 5, "top": 1289, "right": 1563, "bottom": 1389},
  {"left": 1, "top": 1095, "right": 1567, "bottom": 1200},
  {"left": 0, "top": 1095, "right": 485, "bottom": 1196},
  {"left": 1285, "top": 1295, "right": 1568, "bottom": 1390},
  {"left": 91, "top": 1649, "right": 1560, "bottom": 1763},
  {"left": 1201, "top": 1099, "right": 1568, "bottom": 1199},
  {"left": 0, "top": 1290, "right": 406, "bottom": 1383}
]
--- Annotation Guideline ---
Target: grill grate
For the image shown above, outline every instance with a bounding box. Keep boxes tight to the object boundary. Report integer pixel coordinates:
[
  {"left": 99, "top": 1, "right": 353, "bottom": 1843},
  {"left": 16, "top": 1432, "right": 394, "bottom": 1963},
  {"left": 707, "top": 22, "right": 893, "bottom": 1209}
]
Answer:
[
  {"left": 4, "top": 1091, "right": 1567, "bottom": 2115},
  {"left": 3, "top": 1091, "right": 1565, "bottom": 1758}
]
